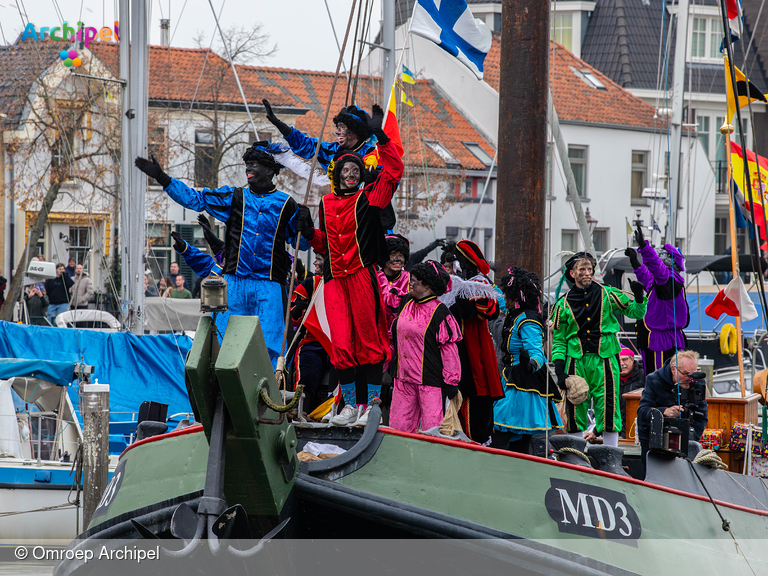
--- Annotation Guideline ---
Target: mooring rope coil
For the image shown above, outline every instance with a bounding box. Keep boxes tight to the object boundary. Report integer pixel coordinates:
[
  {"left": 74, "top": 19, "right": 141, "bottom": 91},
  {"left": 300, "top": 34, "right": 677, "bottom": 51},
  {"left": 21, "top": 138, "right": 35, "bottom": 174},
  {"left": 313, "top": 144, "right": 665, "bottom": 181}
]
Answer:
[{"left": 693, "top": 448, "right": 728, "bottom": 470}]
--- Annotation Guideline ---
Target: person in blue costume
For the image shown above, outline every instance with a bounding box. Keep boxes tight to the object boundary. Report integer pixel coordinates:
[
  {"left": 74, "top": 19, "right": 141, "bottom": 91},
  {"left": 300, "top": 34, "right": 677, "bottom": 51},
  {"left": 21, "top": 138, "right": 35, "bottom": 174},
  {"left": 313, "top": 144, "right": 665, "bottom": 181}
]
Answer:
[
  {"left": 134, "top": 141, "right": 308, "bottom": 369},
  {"left": 263, "top": 99, "right": 376, "bottom": 172},
  {"left": 492, "top": 267, "right": 563, "bottom": 454},
  {"left": 264, "top": 98, "right": 398, "bottom": 232}
]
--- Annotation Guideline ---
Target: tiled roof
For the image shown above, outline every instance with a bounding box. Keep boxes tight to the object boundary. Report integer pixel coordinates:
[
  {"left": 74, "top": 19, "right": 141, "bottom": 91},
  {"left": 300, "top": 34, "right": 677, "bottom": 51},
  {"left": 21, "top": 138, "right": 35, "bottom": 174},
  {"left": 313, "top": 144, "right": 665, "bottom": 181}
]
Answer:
[
  {"left": 0, "top": 41, "right": 65, "bottom": 127},
  {"left": 251, "top": 66, "right": 495, "bottom": 170},
  {"left": 89, "top": 43, "right": 293, "bottom": 107},
  {"left": 581, "top": 0, "right": 767, "bottom": 93},
  {"left": 484, "top": 34, "right": 662, "bottom": 129},
  {"left": 1, "top": 38, "right": 494, "bottom": 171}
]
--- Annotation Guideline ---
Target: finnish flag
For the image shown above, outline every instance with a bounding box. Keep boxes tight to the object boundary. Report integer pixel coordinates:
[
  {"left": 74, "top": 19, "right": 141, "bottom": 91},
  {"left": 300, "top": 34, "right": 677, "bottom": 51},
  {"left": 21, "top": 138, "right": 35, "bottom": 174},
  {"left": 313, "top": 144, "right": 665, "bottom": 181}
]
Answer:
[{"left": 410, "top": 0, "right": 493, "bottom": 80}]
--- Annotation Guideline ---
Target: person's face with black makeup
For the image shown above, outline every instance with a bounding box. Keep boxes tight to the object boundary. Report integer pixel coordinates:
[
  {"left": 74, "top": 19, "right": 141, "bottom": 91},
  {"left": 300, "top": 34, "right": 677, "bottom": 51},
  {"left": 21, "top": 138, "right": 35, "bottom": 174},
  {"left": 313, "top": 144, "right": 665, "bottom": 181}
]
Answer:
[
  {"left": 339, "top": 160, "right": 361, "bottom": 190},
  {"left": 334, "top": 122, "right": 360, "bottom": 148},
  {"left": 245, "top": 159, "right": 274, "bottom": 189}
]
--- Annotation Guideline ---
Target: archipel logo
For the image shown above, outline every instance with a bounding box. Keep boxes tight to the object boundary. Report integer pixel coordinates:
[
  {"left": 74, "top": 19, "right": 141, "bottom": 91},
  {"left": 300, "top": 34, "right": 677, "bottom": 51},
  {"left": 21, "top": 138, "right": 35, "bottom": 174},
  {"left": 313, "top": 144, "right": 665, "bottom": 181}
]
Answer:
[{"left": 22, "top": 21, "right": 120, "bottom": 68}]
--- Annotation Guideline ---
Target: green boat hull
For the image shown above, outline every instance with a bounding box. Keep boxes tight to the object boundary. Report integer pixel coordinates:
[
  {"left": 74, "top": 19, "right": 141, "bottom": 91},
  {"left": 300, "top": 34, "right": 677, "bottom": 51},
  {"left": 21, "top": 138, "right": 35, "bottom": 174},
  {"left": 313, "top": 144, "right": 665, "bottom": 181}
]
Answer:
[{"left": 76, "top": 421, "right": 768, "bottom": 576}]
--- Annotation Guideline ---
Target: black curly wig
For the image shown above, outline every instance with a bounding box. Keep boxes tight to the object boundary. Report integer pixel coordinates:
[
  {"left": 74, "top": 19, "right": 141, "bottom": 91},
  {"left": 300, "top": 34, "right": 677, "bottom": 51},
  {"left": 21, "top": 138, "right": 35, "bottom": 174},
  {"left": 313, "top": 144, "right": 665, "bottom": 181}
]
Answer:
[
  {"left": 410, "top": 260, "right": 450, "bottom": 296},
  {"left": 242, "top": 141, "right": 282, "bottom": 175},
  {"left": 499, "top": 267, "right": 542, "bottom": 311},
  {"left": 385, "top": 234, "right": 410, "bottom": 263},
  {"left": 333, "top": 105, "right": 372, "bottom": 141}
]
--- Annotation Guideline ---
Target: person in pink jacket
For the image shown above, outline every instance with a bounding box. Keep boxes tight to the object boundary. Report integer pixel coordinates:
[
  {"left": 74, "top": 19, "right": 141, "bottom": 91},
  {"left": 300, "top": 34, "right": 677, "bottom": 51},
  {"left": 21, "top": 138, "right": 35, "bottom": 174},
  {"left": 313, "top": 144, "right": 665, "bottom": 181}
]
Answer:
[{"left": 389, "top": 261, "right": 462, "bottom": 433}]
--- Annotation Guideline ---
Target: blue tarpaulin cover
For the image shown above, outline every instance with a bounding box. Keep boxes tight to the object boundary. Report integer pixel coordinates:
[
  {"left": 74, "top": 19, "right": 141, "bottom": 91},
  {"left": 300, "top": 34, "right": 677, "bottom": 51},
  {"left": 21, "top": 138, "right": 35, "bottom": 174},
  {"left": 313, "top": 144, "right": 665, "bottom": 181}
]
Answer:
[
  {"left": 0, "top": 322, "right": 193, "bottom": 421},
  {"left": 0, "top": 358, "right": 77, "bottom": 385}
]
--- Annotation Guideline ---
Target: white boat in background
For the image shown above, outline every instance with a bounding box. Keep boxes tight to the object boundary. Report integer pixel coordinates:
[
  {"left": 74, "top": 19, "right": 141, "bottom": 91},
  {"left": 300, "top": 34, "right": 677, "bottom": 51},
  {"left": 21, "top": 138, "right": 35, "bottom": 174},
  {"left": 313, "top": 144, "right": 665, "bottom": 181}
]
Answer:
[{"left": 0, "top": 364, "right": 88, "bottom": 544}]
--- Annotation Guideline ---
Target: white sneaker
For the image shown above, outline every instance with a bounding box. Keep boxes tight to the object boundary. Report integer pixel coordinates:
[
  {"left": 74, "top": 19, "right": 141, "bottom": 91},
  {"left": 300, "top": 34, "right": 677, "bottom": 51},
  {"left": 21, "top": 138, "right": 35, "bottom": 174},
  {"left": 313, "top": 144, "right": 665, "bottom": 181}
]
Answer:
[
  {"left": 357, "top": 406, "right": 371, "bottom": 427},
  {"left": 331, "top": 405, "right": 360, "bottom": 426}
]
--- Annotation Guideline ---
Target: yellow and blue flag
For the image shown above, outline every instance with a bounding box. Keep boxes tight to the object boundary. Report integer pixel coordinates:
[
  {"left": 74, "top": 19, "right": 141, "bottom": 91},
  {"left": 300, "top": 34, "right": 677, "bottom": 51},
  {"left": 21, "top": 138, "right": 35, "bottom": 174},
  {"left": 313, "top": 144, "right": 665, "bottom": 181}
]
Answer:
[{"left": 402, "top": 65, "right": 416, "bottom": 84}]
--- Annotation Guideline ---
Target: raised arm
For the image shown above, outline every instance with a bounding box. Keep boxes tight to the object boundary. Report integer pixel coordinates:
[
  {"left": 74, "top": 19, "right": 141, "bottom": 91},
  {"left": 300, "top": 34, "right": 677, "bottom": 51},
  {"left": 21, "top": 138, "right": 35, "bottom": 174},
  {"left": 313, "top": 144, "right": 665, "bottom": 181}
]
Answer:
[
  {"left": 606, "top": 285, "right": 647, "bottom": 320},
  {"left": 638, "top": 243, "right": 670, "bottom": 285},
  {"left": 172, "top": 232, "right": 222, "bottom": 278},
  {"left": 365, "top": 105, "right": 404, "bottom": 208}
]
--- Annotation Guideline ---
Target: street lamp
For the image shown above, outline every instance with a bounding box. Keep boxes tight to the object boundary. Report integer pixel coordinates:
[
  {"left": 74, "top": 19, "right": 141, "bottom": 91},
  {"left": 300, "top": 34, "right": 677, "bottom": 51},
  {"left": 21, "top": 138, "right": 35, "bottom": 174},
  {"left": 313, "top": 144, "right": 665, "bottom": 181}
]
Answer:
[{"left": 585, "top": 207, "right": 598, "bottom": 236}]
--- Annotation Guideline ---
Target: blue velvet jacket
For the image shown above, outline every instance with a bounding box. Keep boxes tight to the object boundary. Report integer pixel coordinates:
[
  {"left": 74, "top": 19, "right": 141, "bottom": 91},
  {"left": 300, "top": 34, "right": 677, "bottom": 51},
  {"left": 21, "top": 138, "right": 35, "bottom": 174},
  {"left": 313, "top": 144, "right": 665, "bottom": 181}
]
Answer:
[{"left": 165, "top": 180, "right": 307, "bottom": 282}]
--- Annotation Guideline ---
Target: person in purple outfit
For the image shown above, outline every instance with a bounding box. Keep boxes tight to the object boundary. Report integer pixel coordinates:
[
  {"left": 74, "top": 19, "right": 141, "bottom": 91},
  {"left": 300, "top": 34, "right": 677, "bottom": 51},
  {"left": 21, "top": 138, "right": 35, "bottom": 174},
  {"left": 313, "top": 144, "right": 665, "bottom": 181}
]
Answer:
[{"left": 624, "top": 224, "right": 688, "bottom": 376}]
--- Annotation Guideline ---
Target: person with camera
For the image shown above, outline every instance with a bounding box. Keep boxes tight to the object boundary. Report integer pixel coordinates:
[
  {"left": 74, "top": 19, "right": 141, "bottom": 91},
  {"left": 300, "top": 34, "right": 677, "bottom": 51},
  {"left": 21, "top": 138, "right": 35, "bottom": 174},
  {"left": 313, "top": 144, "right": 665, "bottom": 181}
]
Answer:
[{"left": 636, "top": 349, "right": 708, "bottom": 479}]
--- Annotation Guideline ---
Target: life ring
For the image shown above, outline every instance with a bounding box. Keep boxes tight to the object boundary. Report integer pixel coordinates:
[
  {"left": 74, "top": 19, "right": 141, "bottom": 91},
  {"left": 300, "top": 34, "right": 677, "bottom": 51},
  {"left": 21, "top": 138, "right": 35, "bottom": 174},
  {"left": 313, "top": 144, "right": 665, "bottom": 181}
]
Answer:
[{"left": 720, "top": 323, "right": 738, "bottom": 355}]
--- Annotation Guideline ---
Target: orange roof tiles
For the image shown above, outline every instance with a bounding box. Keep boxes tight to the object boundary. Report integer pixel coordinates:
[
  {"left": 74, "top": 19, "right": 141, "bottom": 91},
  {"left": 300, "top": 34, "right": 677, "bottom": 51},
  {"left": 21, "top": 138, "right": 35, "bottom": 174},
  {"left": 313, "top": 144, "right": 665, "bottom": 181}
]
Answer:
[
  {"left": 251, "top": 66, "right": 495, "bottom": 170},
  {"left": 484, "top": 34, "right": 662, "bottom": 130}
]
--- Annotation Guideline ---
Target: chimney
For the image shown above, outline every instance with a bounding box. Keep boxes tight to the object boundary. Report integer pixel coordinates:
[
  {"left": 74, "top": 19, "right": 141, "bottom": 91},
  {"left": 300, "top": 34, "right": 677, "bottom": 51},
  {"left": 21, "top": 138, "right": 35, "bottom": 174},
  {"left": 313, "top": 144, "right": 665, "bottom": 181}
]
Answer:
[{"left": 160, "top": 19, "right": 170, "bottom": 46}]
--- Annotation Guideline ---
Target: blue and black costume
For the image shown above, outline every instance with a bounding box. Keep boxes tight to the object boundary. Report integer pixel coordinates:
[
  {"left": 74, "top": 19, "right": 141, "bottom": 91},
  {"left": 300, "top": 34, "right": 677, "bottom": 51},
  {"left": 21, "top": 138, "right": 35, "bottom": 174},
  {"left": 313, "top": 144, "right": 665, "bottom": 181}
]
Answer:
[{"left": 164, "top": 179, "right": 307, "bottom": 367}]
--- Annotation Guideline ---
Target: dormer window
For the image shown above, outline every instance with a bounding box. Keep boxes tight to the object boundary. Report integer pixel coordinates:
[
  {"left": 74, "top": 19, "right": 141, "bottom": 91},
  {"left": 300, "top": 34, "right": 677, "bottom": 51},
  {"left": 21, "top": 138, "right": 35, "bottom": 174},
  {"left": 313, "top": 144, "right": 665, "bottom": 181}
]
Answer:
[
  {"left": 423, "top": 139, "right": 460, "bottom": 167},
  {"left": 690, "top": 16, "right": 722, "bottom": 62}
]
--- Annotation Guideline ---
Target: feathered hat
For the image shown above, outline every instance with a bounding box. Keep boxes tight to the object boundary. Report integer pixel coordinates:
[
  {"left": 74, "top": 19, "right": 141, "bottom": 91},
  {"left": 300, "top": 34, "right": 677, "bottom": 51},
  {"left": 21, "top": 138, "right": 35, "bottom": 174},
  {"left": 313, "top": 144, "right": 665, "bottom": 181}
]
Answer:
[{"left": 455, "top": 240, "right": 491, "bottom": 275}]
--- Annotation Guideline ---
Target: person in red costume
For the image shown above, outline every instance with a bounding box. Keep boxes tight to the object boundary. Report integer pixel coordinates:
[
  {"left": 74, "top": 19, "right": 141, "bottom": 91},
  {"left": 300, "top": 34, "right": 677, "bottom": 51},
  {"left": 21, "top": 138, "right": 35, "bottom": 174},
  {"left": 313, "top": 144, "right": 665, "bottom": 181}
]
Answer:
[
  {"left": 295, "top": 104, "right": 404, "bottom": 427},
  {"left": 440, "top": 240, "right": 504, "bottom": 444}
]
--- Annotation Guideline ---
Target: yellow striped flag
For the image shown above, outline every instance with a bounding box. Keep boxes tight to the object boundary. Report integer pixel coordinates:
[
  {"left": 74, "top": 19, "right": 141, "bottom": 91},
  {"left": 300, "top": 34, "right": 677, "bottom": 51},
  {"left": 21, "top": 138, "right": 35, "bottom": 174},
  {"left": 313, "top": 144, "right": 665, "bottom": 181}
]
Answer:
[
  {"left": 725, "top": 56, "right": 767, "bottom": 124},
  {"left": 401, "top": 88, "right": 414, "bottom": 107}
]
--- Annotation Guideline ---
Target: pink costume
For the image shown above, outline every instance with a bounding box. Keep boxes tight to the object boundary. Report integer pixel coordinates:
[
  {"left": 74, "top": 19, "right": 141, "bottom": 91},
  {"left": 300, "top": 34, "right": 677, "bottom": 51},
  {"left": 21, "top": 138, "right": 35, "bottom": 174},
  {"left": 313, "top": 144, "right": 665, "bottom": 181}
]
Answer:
[
  {"left": 389, "top": 295, "right": 462, "bottom": 433},
  {"left": 377, "top": 268, "right": 411, "bottom": 329}
]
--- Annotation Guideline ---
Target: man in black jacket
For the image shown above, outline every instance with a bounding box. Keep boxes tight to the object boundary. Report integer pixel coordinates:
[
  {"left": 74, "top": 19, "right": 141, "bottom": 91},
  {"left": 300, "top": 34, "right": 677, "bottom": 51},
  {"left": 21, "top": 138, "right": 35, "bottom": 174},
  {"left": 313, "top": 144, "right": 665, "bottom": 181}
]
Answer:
[
  {"left": 45, "top": 263, "right": 74, "bottom": 324},
  {"left": 637, "top": 350, "right": 708, "bottom": 479}
]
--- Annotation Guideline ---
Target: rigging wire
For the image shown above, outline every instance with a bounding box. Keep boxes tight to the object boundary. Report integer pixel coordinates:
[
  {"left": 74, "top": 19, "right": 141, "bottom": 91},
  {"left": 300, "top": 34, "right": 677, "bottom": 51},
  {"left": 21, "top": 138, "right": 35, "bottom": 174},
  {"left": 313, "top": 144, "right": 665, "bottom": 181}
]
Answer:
[
  {"left": 323, "top": 0, "right": 349, "bottom": 75},
  {"left": 350, "top": 0, "right": 375, "bottom": 105},
  {"left": 345, "top": 0, "right": 365, "bottom": 106}
]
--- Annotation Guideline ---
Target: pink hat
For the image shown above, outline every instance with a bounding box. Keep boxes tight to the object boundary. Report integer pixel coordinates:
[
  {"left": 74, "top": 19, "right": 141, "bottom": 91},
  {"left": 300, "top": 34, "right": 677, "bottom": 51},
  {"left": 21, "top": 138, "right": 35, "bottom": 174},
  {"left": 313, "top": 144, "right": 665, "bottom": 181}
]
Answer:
[{"left": 619, "top": 346, "right": 634, "bottom": 357}]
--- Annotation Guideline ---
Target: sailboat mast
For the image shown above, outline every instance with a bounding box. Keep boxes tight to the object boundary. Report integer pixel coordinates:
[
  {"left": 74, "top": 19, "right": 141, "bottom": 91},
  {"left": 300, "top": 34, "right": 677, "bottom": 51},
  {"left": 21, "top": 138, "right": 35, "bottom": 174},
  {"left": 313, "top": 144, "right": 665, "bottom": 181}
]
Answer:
[
  {"left": 119, "top": 0, "right": 131, "bottom": 328},
  {"left": 495, "top": 0, "right": 550, "bottom": 278},
  {"left": 119, "top": 0, "right": 149, "bottom": 335},
  {"left": 667, "top": 0, "right": 690, "bottom": 246}
]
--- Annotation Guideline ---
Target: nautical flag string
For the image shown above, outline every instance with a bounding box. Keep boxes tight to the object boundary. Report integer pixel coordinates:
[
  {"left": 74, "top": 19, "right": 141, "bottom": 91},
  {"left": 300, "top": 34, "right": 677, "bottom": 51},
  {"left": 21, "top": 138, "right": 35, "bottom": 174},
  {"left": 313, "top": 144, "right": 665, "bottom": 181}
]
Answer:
[{"left": 410, "top": 0, "right": 493, "bottom": 80}]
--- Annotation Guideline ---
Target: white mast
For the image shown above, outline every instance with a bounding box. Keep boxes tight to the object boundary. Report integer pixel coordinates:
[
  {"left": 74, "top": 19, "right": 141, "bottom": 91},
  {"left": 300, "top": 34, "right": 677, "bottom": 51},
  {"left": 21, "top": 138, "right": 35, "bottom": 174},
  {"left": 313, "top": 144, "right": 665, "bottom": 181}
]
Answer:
[
  {"left": 667, "top": 0, "right": 690, "bottom": 246},
  {"left": 119, "top": 0, "right": 149, "bottom": 335}
]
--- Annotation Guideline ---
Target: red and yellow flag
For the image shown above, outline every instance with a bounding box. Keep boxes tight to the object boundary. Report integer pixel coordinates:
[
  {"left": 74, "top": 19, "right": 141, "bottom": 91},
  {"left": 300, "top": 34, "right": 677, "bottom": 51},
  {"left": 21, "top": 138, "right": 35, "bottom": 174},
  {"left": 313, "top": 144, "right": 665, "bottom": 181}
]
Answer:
[{"left": 730, "top": 141, "right": 768, "bottom": 207}]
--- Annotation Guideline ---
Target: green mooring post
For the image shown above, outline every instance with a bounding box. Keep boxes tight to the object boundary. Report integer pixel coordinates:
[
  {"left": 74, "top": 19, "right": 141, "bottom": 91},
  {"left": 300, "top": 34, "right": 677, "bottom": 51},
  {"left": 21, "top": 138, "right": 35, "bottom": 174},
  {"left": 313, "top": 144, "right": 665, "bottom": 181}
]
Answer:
[{"left": 185, "top": 315, "right": 298, "bottom": 516}]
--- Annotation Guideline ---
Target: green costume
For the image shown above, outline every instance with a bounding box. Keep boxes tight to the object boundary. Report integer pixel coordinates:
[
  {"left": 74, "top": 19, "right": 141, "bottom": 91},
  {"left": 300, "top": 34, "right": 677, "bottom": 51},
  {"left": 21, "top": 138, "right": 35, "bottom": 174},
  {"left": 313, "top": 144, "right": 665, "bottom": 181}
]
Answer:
[{"left": 551, "top": 282, "right": 646, "bottom": 434}]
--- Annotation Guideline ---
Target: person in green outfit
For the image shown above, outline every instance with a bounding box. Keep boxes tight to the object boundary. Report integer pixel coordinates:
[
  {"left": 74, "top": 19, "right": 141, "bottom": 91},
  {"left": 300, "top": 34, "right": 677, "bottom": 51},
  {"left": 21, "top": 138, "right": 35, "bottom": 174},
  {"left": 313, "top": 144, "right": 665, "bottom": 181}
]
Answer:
[
  {"left": 550, "top": 253, "right": 646, "bottom": 447},
  {"left": 170, "top": 275, "right": 192, "bottom": 299}
]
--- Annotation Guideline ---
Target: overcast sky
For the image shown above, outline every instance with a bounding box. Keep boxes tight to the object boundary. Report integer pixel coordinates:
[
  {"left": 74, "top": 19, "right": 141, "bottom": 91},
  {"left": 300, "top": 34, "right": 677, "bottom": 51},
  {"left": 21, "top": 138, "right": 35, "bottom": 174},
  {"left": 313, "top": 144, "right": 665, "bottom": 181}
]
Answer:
[{"left": 0, "top": 0, "right": 383, "bottom": 71}]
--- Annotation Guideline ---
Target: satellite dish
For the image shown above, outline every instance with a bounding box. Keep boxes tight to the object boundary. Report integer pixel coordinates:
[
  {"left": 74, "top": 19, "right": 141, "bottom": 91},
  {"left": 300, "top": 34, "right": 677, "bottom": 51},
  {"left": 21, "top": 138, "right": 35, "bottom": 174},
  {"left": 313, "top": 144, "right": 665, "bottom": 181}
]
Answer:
[{"left": 27, "top": 260, "right": 57, "bottom": 281}]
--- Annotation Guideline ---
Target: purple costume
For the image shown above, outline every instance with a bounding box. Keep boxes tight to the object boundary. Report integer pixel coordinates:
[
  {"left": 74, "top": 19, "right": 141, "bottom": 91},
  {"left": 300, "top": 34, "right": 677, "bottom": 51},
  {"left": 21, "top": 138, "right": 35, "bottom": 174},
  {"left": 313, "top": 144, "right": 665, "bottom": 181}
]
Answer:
[{"left": 635, "top": 243, "right": 689, "bottom": 375}]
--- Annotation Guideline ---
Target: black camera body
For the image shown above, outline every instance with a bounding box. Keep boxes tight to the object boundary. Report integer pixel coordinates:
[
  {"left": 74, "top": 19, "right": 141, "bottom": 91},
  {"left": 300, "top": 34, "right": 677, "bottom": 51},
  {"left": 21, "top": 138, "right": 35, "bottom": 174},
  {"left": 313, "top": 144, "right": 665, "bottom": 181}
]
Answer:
[{"left": 650, "top": 371, "right": 707, "bottom": 457}]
